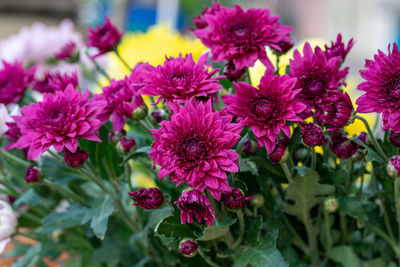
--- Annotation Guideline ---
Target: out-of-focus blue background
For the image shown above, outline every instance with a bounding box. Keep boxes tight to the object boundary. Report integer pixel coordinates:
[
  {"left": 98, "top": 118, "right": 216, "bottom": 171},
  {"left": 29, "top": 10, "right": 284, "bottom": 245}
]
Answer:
[{"left": 0, "top": 0, "right": 399, "bottom": 72}]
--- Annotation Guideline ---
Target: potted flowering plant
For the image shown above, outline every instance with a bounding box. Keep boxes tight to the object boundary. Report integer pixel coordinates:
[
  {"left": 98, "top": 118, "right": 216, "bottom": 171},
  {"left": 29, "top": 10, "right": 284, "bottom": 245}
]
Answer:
[{"left": 1, "top": 2, "right": 400, "bottom": 266}]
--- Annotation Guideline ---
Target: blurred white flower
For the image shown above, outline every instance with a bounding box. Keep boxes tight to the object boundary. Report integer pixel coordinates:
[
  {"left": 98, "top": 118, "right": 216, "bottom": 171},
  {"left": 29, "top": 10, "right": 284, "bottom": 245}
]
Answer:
[
  {"left": 0, "top": 200, "right": 17, "bottom": 253},
  {"left": 0, "top": 104, "right": 10, "bottom": 138},
  {"left": 0, "top": 20, "right": 93, "bottom": 76}
]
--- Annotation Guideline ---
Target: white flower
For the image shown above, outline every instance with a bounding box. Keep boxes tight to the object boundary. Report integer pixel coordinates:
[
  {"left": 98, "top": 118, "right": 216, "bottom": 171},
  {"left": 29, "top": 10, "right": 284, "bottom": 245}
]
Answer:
[
  {"left": 0, "top": 104, "right": 10, "bottom": 138},
  {"left": 0, "top": 200, "right": 17, "bottom": 253}
]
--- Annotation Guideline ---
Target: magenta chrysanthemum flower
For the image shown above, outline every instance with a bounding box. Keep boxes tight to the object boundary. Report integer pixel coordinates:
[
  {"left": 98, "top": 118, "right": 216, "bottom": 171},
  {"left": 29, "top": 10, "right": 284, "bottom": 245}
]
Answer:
[
  {"left": 33, "top": 72, "right": 78, "bottom": 94},
  {"left": 149, "top": 99, "right": 243, "bottom": 200},
  {"left": 174, "top": 189, "right": 215, "bottom": 226},
  {"left": 223, "top": 69, "right": 305, "bottom": 153},
  {"left": 86, "top": 17, "right": 123, "bottom": 58},
  {"left": 128, "top": 188, "right": 164, "bottom": 209},
  {"left": 289, "top": 43, "right": 349, "bottom": 118},
  {"left": 192, "top": 2, "right": 225, "bottom": 29},
  {"left": 55, "top": 41, "right": 77, "bottom": 60},
  {"left": 193, "top": 5, "right": 293, "bottom": 70},
  {"left": 301, "top": 123, "right": 327, "bottom": 147},
  {"left": 324, "top": 33, "right": 354, "bottom": 61},
  {"left": 5, "top": 85, "right": 105, "bottom": 160},
  {"left": 317, "top": 90, "right": 353, "bottom": 130},
  {"left": 139, "top": 53, "right": 222, "bottom": 107},
  {"left": 95, "top": 78, "right": 144, "bottom": 131},
  {"left": 329, "top": 131, "right": 358, "bottom": 159},
  {"left": 221, "top": 187, "right": 253, "bottom": 210},
  {"left": 0, "top": 61, "right": 35, "bottom": 105},
  {"left": 356, "top": 43, "right": 400, "bottom": 132}
]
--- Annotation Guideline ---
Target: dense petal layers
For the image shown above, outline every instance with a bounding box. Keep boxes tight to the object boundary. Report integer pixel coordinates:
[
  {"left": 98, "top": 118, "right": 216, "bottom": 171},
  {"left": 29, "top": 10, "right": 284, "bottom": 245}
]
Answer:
[{"left": 149, "top": 98, "right": 243, "bottom": 200}]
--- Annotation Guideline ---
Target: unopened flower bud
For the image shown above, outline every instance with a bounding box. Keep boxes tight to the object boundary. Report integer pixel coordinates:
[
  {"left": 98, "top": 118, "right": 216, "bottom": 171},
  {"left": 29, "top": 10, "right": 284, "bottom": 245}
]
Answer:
[
  {"left": 301, "top": 123, "right": 327, "bottom": 147},
  {"left": 250, "top": 194, "right": 265, "bottom": 208},
  {"left": 221, "top": 187, "right": 253, "bottom": 210},
  {"left": 63, "top": 147, "right": 89, "bottom": 168},
  {"left": 324, "top": 196, "right": 338, "bottom": 213},
  {"left": 269, "top": 137, "right": 289, "bottom": 164},
  {"left": 150, "top": 109, "right": 166, "bottom": 124},
  {"left": 108, "top": 129, "right": 126, "bottom": 144},
  {"left": 117, "top": 136, "right": 136, "bottom": 154},
  {"left": 128, "top": 188, "right": 164, "bottom": 209},
  {"left": 132, "top": 105, "right": 148, "bottom": 121},
  {"left": 241, "top": 139, "right": 257, "bottom": 155},
  {"left": 179, "top": 239, "right": 198, "bottom": 257},
  {"left": 24, "top": 165, "right": 41, "bottom": 184},
  {"left": 387, "top": 155, "right": 400, "bottom": 179},
  {"left": 294, "top": 148, "right": 309, "bottom": 162}
]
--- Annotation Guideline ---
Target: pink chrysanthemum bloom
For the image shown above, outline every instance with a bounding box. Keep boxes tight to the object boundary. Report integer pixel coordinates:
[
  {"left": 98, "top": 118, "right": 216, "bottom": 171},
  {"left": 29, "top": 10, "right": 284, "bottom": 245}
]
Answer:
[
  {"left": 223, "top": 69, "right": 305, "bottom": 153},
  {"left": 140, "top": 53, "right": 222, "bottom": 107},
  {"left": 86, "top": 17, "right": 123, "bottom": 58},
  {"left": 356, "top": 43, "right": 400, "bottom": 132},
  {"left": 5, "top": 85, "right": 105, "bottom": 160},
  {"left": 324, "top": 33, "right": 354, "bottom": 61},
  {"left": 174, "top": 189, "right": 215, "bottom": 226},
  {"left": 95, "top": 78, "right": 144, "bottom": 131},
  {"left": 193, "top": 5, "right": 293, "bottom": 70},
  {"left": 289, "top": 43, "right": 349, "bottom": 118},
  {"left": 317, "top": 90, "right": 353, "bottom": 130},
  {"left": 33, "top": 72, "right": 78, "bottom": 93},
  {"left": 129, "top": 62, "right": 155, "bottom": 84},
  {"left": 149, "top": 99, "right": 243, "bottom": 200},
  {"left": 0, "top": 61, "right": 35, "bottom": 105}
]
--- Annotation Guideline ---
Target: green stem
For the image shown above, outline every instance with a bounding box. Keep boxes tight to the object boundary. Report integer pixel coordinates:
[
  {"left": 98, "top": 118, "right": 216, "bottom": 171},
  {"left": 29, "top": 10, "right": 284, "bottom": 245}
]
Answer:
[
  {"left": 340, "top": 215, "right": 348, "bottom": 244},
  {"left": 114, "top": 50, "right": 131, "bottom": 72},
  {"left": 324, "top": 212, "right": 333, "bottom": 259},
  {"left": 311, "top": 147, "right": 317, "bottom": 170},
  {"left": 92, "top": 57, "right": 111, "bottom": 82},
  {"left": 395, "top": 179, "right": 400, "bottom": 246},
  {"left": 198, "top": 247, "right": 221, "bottom": 267},
  {"left": 355, "top": 115, "right": 388, "bottom": 161},
  {"left": 232, "top": 210, "right": 245, "bottom": 249},
  {"left": 281, "top": 212, "right": 309, "bottom": 254},
  {"left": 280, "top": 162, "right": 293, "bottom": 183},
  {"left": 304, "top": 215, "right": 320, "bottom": 267},
  {"left": 368, "top": 223, "right": 400, "bottom": 259},
  {"left": 43, "top": 179, "right": 88, "bottom": 207}
]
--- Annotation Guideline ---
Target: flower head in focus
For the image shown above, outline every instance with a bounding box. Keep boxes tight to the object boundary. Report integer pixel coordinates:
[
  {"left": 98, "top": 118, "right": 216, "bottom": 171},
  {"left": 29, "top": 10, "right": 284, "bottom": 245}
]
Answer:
[
  {"left": 149, "top": 99, "right": 243, "bottom": 200},
  {"left": 174, "top": 189, "right": 215, "bottom": 226},
  {"left": 317, "top": 90, "right": 353, "bottom": 130},
  {"left": 193, "top": 5, "right": 293, "bottom": 70},
  {"left": 301, "top": 123, "right": 327, "bottom": 147},
  {"left": 289, "top": 42, "right": 348, "bottom": 118},
  {"left": 0, "top": 61, "right": 35, "bottom": 105},
  {"left": 6, "top": 85, "right": 105, "bottom": 160},
  {"left": 324, "top": 33, "right": 354, "bottom": 61},
  {"left": 86, "top": 17, "right": 123, "bottom": 58},
  {"left": 356, "top": 43, "right": 400, "bottom": 132},
  {"left": 140, "top": 53, "right": 222, "bottom": 107},
  {"left": 223, "top": 69, "right": 305, "bottom": 153}
]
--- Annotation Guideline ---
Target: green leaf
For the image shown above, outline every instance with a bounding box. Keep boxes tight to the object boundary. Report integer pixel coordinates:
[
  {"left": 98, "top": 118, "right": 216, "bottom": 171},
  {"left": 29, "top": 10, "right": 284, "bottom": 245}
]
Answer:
[
  {"left": 238, "top": 157, "right": 259, "bottom": 176},
  {"left": 338, "top": 196, "right": 375, "bottom": 222},
  {"left": 81, "top": 195, "right": 115, "bottom": 239},
  {"left": 328, "top": 246, "right": 361, "bottom": 267},
  {"left": 351, "top": 137, "right": 384, "bottom": 163},
  {"left": 122, "top": 146, "right": 152, "bottom": 164},
  {"left": 11, "top": 244, "right": 42, "bottom": 267},
  {"left": 13, "top": 188, "right": 44, "bottom": 208},
  {"left": 233, "top": 230, "right": 287, "bottom": 267},
  {"left": 284, "top": 169, "right": 335, "bottom": 221},
  {"left": 37, "top": 205, "right": 88, "bottom": 235},
  {"left": 40, "top": 156, "right": 83, "bottom": 186},
  {"left": 246, "top": 215, "right": 263, "bottom": 245},
  {"left": 155, "top": 213, "right": 198, "bottom": 238},
  {"left": 235, "top": 132, "right": 249, "bottom": 152}
]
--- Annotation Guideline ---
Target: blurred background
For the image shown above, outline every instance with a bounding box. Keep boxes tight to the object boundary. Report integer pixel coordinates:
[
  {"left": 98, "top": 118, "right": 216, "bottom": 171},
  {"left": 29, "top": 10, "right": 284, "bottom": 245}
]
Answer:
[{"left": 0, "top": 0, "right": 399, "bottom": 74}]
